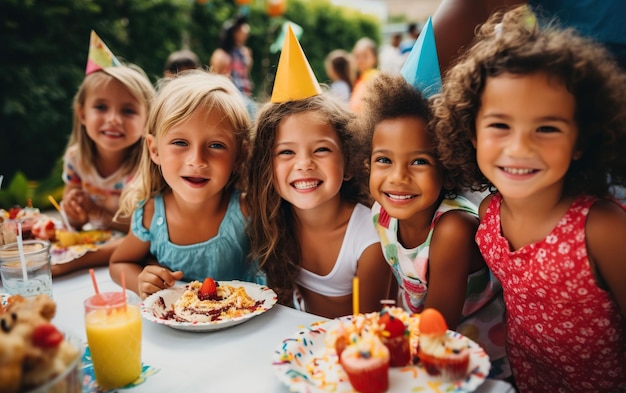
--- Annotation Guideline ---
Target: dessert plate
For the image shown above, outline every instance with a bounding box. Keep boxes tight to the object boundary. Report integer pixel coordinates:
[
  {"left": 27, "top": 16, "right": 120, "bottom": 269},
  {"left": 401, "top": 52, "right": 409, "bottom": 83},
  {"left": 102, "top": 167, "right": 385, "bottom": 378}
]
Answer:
[
  {"left": 272, "top": 318, "right": 490, "bottom": 393},
  {"left": 50, "top": 230, "right": 124, "bottom": 265},
  {"left": 140, "top": 281, "right": 277, "bottom": 332}
]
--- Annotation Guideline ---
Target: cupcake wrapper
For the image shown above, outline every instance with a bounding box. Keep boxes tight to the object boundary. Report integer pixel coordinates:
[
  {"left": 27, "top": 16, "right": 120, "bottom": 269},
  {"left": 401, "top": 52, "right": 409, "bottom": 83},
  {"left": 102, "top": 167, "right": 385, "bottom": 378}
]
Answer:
[
  {"left": 417, "top": 350, "right": 469, "bottom": 381},
  {"left": 382, "top": 335, "right": 411, "bottom": 367},
  {"left": 341, "top": 361, "right": 389, "bottom": 393}
]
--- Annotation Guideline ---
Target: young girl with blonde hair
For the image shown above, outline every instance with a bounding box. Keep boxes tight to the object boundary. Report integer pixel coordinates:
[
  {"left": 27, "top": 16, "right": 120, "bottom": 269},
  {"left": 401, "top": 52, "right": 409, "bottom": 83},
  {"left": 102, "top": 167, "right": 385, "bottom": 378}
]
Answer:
[
  {"left": 110, "top": 70, "right": 260, "bottom": 299},
  {"left": 56, "top": 64, "right": 154, "bottom": 276},
  {"left": 434, "top": 6, "right": 626, "bottom": 391}
]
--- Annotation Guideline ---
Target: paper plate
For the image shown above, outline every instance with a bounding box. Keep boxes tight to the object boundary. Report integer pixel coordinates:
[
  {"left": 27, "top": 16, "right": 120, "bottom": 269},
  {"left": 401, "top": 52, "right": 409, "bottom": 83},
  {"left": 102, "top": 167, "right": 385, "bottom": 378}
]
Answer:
[
  {"left": 272, "top": 318, "right": 490, "bottom": 392},
  {"left": 140, "top": 281, "right": 277, "bottom": 332}
]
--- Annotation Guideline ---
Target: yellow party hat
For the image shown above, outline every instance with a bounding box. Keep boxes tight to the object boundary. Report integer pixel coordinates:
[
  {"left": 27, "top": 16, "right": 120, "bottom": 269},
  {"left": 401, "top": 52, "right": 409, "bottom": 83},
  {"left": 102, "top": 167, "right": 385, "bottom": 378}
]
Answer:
[
  {"left": 85, "top": 30, "right": 121, "bottom": 75},
  {"left": 270, "top": 24, "right": 322, "bottom": 103}
]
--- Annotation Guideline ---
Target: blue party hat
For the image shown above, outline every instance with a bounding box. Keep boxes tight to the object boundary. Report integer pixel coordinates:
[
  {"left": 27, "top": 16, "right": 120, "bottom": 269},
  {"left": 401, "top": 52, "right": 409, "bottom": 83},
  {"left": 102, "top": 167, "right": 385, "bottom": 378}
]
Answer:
[{"left": 400, "top": 18, "right": 441, "bottom": 98}]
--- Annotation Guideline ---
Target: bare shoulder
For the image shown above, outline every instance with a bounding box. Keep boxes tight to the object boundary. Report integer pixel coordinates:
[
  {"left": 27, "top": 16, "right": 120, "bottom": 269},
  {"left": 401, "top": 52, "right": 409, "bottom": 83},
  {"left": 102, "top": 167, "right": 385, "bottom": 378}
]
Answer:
[
  {"left": 432, "top": 208, "right": 479, "bottom": 240},
  {"left": 140, "top": 198, "right": 156, "bottom": 229},
  {"left": 478, "top": 193, "right": 494, "bottom": 220},
  {"left": 586, "top": 199, "right": 626, "bottom": 245}
]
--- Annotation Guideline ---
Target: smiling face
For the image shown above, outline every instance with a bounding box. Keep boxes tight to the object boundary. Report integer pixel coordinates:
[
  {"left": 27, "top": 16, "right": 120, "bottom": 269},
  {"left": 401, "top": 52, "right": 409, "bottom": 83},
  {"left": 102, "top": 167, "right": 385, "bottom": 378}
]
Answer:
[
  {"left": 78, "top": 78, "right": 146, "bottom": 155},
  {"left": 369, "top": 116, "right": 443, "bottom": 221},
  {"left": 474, "top": 72, "right": 579, "bottom": 203},
  {"left": 272, "top": 111, "right": 346, "bottom": 212},
  {"left": 147, "top": 109, "right": 238, "bottom": 205}
]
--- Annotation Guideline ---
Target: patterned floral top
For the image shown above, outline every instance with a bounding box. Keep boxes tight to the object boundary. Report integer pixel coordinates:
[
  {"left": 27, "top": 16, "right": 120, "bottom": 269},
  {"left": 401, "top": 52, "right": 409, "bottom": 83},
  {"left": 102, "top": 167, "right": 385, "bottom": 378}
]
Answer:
[
  {"left": 372, "top": 196, "right": 510, "bottom": 378},
  {"left": 477, "top": 194, "right": 626, "bottom": 392},
  {"left": 62, "top": 144, "right": 132, "bottom": 229}
]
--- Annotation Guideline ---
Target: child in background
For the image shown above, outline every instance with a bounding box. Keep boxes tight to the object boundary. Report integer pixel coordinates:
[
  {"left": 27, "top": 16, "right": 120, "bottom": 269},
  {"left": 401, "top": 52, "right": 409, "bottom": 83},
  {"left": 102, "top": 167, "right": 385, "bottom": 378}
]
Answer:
[
  {"left": 56, "top": 32, "right": 155, "bottom": 276},
  {"left": 360, "top": 72, "right": 509, "bottom": 379},
  {"left": 433, "top": 6, "right": 626, "bottom": 391},
  {"left": 349, "top": 37, "right": 379, "bottom": 113},
  {"left": 324, "top": 49, "right": 354, "bottom": 103},
  {"left": 110, "top": 71, "right": 260, "bottom": 299},
  {"left": 163, "top": 49, "right": 200, "bottom": 77},
  {"left": 247, "top": 26, "right": 391, "bottom": 319}
]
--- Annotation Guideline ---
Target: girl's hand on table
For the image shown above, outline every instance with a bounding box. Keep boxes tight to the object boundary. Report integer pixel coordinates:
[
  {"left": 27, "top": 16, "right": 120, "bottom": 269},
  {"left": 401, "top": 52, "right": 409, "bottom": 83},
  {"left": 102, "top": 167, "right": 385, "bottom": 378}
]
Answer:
[{"left": 137, "top": 265, "right": 184, "bottom": 299}]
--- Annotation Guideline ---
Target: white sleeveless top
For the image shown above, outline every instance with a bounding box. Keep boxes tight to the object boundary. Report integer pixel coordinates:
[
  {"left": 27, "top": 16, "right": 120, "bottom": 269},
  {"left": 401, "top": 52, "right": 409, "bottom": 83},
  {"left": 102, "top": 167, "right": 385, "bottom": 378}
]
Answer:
[{"left": 296, "top": 203, "right": 380, "bottom": 296}]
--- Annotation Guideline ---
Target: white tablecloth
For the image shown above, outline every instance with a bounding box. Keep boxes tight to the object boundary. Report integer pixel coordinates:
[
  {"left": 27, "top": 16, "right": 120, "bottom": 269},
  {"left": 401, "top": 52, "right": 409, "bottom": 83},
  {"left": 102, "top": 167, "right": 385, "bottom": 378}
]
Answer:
[{"left": 6, "top": 267, "right": 516, "bottom": 392}]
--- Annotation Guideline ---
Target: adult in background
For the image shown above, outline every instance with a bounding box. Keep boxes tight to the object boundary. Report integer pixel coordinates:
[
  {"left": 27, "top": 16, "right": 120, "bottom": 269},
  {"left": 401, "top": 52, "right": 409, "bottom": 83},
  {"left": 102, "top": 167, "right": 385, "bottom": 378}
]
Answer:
[
  {"left": 431, "top": 0, "right": 626, "bottom": 73},
  {"left": 219, "top": 14, "right": 254, "bottom": 98}
]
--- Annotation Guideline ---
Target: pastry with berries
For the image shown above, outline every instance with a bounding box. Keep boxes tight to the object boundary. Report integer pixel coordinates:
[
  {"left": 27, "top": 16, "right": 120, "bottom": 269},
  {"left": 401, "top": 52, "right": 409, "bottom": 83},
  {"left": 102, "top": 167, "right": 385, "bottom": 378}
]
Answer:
[
  {"left": 378, "top": 308, "right": 411, "bottom": 367},
  {"left": 171, "top": 278, "right": 261, "bottom": 323}
]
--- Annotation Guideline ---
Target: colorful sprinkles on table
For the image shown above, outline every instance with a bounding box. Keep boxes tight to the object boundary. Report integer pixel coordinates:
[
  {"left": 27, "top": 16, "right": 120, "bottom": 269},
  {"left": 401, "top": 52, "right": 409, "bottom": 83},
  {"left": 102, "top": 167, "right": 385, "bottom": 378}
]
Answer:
[{"left": 272, "top": 319, "right": 491, "bottom": 393}]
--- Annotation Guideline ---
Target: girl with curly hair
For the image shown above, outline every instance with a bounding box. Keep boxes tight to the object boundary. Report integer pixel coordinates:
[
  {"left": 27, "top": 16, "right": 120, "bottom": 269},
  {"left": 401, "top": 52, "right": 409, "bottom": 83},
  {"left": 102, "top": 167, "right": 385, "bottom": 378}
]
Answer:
[
  {"left": 247, "top": 94, "right": 391, "bottom": 319},
  {"left": 360, "top": 72, "right": 509, "bottom": 379},
  {"left": 433, "top": 5, "right": 626, "bottom": 391}
]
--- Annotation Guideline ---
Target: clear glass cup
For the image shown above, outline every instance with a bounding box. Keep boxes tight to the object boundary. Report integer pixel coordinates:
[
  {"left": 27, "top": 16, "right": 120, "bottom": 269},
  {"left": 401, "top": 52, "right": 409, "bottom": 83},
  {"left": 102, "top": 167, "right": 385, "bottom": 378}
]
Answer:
[
  {"left": 84, "top": 292, "right": 142, "bottom": 389},
  {"left": 0, "top": 239, "right": 52, "bottom": 297}
]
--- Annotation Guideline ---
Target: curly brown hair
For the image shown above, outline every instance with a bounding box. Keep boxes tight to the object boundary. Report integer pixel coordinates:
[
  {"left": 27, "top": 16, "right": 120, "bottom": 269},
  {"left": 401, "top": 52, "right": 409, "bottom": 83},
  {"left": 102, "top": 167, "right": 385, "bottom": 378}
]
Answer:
[
  {"left": 246, "top": 94, "right": 369, "bottom": 305},
  {"left": 433, "top": 5, "right": 626, "bottom": 198},
  {"left": 356, "top": 72, "right": 461, "bottom": 196}
]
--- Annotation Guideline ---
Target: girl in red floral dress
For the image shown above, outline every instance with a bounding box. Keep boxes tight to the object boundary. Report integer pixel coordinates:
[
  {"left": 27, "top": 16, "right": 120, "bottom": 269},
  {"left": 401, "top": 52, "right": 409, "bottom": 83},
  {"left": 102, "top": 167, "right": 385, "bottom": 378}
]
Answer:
[{"left": 432, "top": 5, "right": 626, "bottom": 392}]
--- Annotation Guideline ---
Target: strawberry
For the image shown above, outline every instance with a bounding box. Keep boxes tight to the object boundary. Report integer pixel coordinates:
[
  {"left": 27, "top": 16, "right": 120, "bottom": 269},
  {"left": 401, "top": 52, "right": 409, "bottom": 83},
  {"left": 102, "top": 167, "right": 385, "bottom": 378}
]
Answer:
[
  {"left": 32, "top": 323, "right": 64, "bottom": 349},
  {"left": 379, "top": 311, "right": 410, "bottom": 367},
  {"left": 379, "top": 312, "right": 406, "bottom": 338},
  {"left": 8, "top": 207, "right": 21, "bottom": 219},
  {"left": 198, "top": 277, "right": 217, "bottom": 300}
]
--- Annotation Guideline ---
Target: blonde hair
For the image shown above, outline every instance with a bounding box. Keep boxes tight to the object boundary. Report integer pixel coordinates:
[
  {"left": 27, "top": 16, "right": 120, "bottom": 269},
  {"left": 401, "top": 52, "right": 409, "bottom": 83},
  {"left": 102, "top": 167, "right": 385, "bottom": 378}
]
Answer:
[
  {"left": 117, "top": 70, "right": 251, "bottom": 218},
  {"left": 68, "top": 65, "right": 155, "bottom": 177}
]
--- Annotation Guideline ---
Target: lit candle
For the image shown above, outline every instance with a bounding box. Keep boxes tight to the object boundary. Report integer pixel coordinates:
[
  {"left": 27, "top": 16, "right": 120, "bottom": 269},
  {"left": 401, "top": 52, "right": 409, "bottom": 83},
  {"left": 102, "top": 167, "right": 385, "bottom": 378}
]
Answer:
[{"left": 352, "top": 276, "right": 359, "bottom": 315}]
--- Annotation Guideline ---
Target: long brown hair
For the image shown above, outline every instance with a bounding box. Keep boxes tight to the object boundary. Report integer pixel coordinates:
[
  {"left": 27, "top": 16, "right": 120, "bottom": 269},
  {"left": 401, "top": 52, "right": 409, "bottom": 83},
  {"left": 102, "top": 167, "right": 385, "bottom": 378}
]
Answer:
[{"left": 246, "top": 94, "right": 369, "bottom": 305}]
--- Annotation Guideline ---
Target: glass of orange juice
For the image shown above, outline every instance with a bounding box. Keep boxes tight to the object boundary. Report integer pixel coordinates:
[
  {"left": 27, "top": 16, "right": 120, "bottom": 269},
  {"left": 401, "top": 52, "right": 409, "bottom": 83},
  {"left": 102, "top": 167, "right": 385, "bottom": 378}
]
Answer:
[{"left": 84, "top": 292, "right": 142, "bottom": 389}]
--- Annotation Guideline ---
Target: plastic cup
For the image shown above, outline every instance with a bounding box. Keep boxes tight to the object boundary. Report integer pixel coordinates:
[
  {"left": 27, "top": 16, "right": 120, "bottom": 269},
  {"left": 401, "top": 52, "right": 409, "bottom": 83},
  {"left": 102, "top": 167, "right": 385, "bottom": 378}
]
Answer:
[
  {"left": 0, "top": 239, "right": 53, "bottom": 297},
  {"left": 84, "top": 292, "right": 142, "bottom": 389}
]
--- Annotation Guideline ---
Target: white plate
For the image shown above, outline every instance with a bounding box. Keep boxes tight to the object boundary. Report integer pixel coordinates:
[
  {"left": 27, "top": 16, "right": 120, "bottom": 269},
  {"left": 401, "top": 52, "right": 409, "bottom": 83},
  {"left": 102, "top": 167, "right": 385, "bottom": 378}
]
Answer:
[
  {"left": 140, "top": 281, "right": 277, "bottom": 332},
  {"left": 50, "top": 230, "right": 124, "bottom": 265},
  {"left": 272, "top": 318, "right": 490, "bottom": 393}
]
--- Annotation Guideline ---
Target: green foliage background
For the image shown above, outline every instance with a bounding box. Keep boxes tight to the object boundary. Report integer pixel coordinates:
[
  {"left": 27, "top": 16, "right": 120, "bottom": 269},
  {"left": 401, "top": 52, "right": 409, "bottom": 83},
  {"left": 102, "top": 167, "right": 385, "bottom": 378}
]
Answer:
[{"left": 0, "top": 0, "right": 379, "bottom": 209}]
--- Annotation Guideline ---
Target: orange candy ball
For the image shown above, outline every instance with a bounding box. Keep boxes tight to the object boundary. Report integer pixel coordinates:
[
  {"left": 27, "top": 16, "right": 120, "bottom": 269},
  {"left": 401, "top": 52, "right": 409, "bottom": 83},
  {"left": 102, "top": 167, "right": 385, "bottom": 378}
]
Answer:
[{"left": 419, "top": 308, "right": 448, "bottom": 335}]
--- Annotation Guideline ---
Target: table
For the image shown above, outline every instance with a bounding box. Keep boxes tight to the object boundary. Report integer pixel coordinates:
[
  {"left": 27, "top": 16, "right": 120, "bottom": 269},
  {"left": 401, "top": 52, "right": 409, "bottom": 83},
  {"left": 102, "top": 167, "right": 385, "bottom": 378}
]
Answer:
[{"left": 14, "top": 267, "right": 517, "bottom": 392}]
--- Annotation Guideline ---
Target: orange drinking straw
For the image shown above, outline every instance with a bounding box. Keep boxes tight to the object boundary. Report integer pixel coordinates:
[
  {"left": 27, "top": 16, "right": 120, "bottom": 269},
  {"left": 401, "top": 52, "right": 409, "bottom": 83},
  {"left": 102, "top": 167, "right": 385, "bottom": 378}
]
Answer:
[
  {"left": 89, "top": 268, "right": 100, "bottom": 296},
  {"left": 352, "top": 276, "right": 360, "bottom": 315}
]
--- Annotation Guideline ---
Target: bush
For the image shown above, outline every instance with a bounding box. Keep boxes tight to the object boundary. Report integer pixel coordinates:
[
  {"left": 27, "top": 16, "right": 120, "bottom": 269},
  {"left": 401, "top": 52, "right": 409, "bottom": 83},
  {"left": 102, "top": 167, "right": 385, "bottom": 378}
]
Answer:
[{"left": 0, "top": 0, "right": 379, "bottom": 194}]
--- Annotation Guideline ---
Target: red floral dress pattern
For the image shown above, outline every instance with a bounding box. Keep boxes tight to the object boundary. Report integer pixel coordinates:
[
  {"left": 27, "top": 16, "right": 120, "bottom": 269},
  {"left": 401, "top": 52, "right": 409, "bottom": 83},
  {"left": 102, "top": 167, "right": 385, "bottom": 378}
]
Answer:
[{"left": 476, "top": 194, "right": 626, "bottom": 392}]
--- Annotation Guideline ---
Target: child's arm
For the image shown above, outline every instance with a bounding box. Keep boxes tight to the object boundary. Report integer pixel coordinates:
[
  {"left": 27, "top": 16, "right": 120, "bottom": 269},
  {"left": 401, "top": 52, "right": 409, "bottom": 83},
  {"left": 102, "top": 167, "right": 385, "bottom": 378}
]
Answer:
[
  {"left": 426, "top": 210, "right": 485, "bottom": 329},
  {"left": 586, "top": 200, "right": 626, "bottom": 315},
  {"left": 356, "top": 243, "right": 393, "bottom": 313},
  {"left": 109, "top": 232, "right": 184, "bottom": 299}
]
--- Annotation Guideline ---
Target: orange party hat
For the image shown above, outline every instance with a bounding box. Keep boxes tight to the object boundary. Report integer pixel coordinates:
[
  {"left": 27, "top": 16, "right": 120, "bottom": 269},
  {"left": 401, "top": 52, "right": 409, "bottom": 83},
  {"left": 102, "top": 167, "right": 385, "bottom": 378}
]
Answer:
[
  {"left": 270, "top": 24, "right": 322, "bottom": 103},
  {"left": 85, "top": 30, "right": 121, "bottom": 75}
]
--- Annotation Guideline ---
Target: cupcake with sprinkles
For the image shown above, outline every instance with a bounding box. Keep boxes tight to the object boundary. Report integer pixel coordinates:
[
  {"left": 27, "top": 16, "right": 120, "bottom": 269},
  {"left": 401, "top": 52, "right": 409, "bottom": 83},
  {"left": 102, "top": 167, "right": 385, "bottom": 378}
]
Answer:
[
  {"left": 340, "top": 331, "right": 390, "bottom": 393},
  {"left": 416, "top": 308, "right": 470, "bottom": 381}
]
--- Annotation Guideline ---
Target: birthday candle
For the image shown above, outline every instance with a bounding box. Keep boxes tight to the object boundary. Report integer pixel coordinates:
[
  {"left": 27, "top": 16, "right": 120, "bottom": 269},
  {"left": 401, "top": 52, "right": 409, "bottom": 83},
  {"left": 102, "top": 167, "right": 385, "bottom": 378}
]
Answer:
[{"left": 352, "top": 276, "right": 359, "bottom": 315}]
